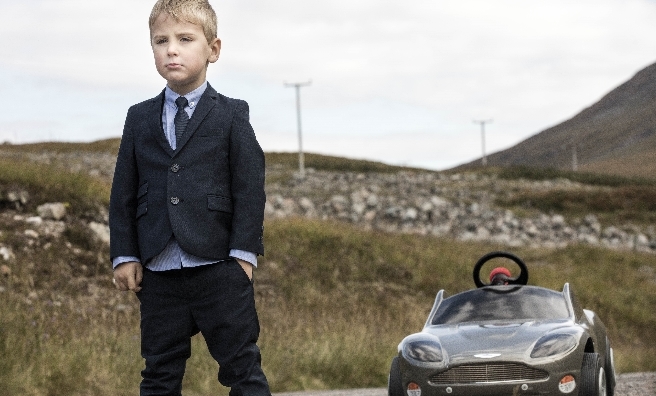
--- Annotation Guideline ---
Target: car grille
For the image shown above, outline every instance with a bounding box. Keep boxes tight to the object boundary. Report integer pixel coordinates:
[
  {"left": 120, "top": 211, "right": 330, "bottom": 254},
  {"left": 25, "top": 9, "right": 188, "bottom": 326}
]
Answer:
[{"left": 429, "top": 363, "right": 549, "bottom": 385}]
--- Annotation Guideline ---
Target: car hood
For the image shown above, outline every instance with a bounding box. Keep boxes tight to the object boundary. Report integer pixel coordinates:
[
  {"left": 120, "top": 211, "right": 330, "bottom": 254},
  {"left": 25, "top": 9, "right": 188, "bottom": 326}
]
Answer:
[{"left": 424, "top": 320, "right": 575, "bottom": 364}]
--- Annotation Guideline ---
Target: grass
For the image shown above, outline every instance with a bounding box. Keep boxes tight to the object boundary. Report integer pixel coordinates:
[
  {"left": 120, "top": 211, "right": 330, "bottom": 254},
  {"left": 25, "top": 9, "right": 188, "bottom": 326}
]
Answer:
[
  {"left": 3, "top": 218, "right": 655, "bottom": 394},
  {"left": 1, "top": 143, "right": 655, "bottom": 394},
  {"left": 465, "top": 165, "right": 656, "bottom": 225},
  {"left": 1, "top": 140, "right": 417, "bottom": 174},
  {"left": 265, "top": 152, "right": 426, "bottom": 173},
  {"left": 496, "top": 185, "right": 656, "bottom": 224},
  {"left": 491, "top": 165, "right": 656, "bottom": 187},
  {"left": 0, "top": 158, "right": 110, "bottom": 218},
  {"left": 0, "top": 139, "right": 121, "bottom": 155}
]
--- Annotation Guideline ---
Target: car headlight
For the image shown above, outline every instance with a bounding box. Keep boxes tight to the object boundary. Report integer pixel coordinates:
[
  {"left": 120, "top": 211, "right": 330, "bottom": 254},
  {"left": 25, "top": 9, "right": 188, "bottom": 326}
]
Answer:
[
  {"left": 402, "top": 339, "right": 444, "bottom": 363},
  {"left": 530, "top": 333, "right": 578, "bottom": 358}
]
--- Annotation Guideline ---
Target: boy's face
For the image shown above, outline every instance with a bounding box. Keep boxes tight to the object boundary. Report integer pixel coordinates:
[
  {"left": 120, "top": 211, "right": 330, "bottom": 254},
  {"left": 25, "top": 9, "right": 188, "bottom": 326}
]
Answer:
[{"left": 150, "top": 13, "right": 221, "bottom": 95}]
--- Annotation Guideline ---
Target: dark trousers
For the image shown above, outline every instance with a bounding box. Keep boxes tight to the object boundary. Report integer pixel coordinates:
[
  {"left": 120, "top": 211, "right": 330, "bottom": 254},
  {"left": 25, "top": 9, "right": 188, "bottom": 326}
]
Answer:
[{"left": 136, "top": 260, "right": 271, "bottom": 396}]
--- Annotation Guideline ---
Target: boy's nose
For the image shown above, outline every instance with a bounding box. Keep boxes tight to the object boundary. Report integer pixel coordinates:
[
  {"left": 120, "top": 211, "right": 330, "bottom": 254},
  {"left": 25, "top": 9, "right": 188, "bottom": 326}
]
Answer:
[{"left": 167, "top": 44, "right": 179, "bottom": 56}]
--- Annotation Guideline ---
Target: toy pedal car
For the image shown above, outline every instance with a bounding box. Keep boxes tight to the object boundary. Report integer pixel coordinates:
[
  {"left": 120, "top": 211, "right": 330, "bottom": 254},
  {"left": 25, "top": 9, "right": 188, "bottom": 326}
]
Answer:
[{"left": 389, "top": 251, "right": 616, "bottom": 396}]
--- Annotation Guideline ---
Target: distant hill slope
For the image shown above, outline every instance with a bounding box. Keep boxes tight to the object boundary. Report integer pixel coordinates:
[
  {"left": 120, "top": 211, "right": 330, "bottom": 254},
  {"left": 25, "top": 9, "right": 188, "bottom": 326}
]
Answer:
[{"left": 456, "top": 61, "right": 656, "bottom": 179}]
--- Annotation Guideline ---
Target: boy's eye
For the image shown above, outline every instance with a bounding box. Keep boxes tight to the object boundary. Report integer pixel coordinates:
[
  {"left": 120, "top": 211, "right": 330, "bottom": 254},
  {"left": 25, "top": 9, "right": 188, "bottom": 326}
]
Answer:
[
  {"left": 180, "top": 37, "right": 192, "bottom": 42},
  {"left": 155, "top": 38, "right": 168, "bottom": 45}
]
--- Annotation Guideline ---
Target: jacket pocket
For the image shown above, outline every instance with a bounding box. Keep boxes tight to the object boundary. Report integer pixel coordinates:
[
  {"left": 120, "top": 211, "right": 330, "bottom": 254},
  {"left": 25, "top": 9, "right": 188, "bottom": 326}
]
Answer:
[
  {"left": 135, "top": 182, "right": 148, "bottom": 218},
  {"left": 137, "top": 181, "right": 148, "bottom": 202},
  {"left": 136, "top": 201, "right": 147, "bottom": 219},
  {"left": 207, "top": 194, "right": 233, "bottom": 213}
]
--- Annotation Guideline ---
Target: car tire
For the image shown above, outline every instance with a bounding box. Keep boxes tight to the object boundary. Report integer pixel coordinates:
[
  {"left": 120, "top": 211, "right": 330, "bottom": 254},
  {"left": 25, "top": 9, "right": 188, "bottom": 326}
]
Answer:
[
  {"left": 580, "top": 352, "right": 607, "bottom": 396},
  {"left": 605, "top": 341, "right": 616, "bottom": 396},
  {"left": 388, "top": 356, "right": 404, "bottom": 396}
]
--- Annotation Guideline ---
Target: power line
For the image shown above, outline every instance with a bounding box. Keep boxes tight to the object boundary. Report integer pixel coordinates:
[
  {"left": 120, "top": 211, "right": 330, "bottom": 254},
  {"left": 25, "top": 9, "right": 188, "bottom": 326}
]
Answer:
[
  {"left": 473, "top": 119, "right": 493, "bottom": 166},
  {"left": 284, "top": 80, "right": 312, "bottom": 178}
]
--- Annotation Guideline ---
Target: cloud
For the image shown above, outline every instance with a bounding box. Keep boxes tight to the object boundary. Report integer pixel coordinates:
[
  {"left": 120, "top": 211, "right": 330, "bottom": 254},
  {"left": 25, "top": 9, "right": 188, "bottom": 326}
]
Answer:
[{"left": 1, "top": 0, "right": 655, "bottom": 168}]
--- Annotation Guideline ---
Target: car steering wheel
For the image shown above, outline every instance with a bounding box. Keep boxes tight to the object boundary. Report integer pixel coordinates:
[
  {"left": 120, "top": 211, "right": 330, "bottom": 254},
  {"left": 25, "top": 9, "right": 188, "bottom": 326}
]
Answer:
[{"left": 473, "top": 251, "right": 529, "bottom": 288}]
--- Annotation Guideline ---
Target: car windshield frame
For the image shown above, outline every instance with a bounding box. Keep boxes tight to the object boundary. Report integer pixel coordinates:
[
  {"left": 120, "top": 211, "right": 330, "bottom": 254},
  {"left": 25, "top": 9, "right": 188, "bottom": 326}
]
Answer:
[{"left": 430, "top": 286, "right": 571, "bottom": 325}]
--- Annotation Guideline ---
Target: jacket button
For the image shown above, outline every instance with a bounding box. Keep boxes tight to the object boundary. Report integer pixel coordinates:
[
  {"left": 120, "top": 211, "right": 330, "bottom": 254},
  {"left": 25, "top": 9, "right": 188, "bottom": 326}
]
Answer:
[
  {"left": 171, "top": 164, "right": 180, "bottom": 173},
  {"left": 170, "top": 197, "right": 180, "bottom": 205}
]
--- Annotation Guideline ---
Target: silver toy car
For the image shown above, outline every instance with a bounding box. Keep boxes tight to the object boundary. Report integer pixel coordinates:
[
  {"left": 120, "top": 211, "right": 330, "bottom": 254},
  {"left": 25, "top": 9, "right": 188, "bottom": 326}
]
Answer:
[{"left": 389, "top": 251, "right": 616, "bottom": 396}]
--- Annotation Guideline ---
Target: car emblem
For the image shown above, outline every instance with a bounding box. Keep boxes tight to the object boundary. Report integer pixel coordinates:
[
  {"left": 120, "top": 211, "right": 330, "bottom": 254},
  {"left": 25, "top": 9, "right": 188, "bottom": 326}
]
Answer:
[{"left": 474, "top": 353, "right": 501, "bottom": 358}]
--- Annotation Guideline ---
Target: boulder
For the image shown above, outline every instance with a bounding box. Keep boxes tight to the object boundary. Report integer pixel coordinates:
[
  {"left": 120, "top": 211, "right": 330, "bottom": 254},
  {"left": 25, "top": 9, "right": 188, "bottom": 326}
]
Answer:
[{"left": 37, "top": 202, "right": 67, "bottom": 220}]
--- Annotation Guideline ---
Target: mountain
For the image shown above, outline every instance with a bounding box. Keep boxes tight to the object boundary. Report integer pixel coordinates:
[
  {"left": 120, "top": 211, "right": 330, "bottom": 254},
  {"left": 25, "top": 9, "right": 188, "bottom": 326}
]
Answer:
[{"left": 456, "top": 61, "right": 656, "bottom": 179}]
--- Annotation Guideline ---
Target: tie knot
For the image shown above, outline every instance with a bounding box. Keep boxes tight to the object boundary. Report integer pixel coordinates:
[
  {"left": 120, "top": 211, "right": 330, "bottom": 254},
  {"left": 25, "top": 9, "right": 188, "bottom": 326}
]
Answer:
[{"left": 175, "top": 96, "right": 188, "bottom": 109}]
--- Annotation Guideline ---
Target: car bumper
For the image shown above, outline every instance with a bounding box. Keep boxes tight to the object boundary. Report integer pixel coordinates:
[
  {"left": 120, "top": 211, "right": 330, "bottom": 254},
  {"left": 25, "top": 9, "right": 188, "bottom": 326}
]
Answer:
[{"left": 400, "top": 360, "right": 583, "bottom": 396}]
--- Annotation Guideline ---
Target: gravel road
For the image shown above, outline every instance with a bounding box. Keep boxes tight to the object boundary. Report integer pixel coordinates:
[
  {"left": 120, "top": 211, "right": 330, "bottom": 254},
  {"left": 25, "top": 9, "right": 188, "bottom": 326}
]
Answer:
[{"left": 273, "top": 372, "right": 656, "bottom": 396}]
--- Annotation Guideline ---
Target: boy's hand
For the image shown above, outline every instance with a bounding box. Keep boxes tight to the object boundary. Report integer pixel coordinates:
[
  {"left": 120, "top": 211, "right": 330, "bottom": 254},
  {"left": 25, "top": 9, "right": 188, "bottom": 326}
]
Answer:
[
  {"left": 236, "top": 259, "right": 253, "bottom": 280},
  {"left": 113, "top": 261, "right": 143, "bottom": 292}
]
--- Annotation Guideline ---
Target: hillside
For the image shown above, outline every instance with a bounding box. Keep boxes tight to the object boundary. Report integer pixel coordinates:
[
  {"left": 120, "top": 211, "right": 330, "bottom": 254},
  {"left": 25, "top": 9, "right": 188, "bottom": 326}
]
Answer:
[
  {"left": 457, "top": 61, "right": 656, "bottom": 179},
  {"left": 1, "top": 144, "right": 656, "bottom": 394}
]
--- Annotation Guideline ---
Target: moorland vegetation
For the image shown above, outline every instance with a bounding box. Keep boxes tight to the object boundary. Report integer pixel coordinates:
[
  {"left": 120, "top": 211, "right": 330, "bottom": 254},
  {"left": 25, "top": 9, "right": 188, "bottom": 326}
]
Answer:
[{"left": 0, "top": 142, "right": 655, "bottom": 395}]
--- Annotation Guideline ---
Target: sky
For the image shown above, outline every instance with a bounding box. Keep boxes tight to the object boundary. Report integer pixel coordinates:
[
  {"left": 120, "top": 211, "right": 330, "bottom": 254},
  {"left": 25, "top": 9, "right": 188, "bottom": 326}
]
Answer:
[{"left": 1, "top": 0, "right": 655, "bottom": 170}]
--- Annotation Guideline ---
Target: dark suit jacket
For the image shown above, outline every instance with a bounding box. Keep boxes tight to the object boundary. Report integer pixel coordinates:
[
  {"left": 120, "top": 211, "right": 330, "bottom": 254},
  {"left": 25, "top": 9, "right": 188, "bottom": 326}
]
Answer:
[{"left": 109, "top": 84, "right": 265, "bottom": 264}]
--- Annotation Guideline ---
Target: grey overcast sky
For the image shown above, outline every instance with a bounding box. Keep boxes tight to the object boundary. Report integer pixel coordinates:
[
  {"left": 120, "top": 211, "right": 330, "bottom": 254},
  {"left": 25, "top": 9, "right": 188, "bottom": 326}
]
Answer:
[{"left": 1, "top": 0, "right": 655, "bottom": 170}]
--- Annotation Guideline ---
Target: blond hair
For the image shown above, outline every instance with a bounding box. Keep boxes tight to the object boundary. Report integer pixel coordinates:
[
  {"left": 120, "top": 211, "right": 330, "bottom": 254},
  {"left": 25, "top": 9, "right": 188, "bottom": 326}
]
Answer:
[{"left": 149, "top": 0, "right": 217, "bottom": 44}]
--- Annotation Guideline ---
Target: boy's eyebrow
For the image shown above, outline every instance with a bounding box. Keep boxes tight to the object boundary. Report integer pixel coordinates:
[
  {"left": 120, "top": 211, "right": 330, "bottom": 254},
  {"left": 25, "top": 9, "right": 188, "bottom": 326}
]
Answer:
[
  {"left": 153, "top": 31, "right": 197, "bottom": 38},
  {"left": 151, "top": 31, "right": 200, "bottom": 40}
]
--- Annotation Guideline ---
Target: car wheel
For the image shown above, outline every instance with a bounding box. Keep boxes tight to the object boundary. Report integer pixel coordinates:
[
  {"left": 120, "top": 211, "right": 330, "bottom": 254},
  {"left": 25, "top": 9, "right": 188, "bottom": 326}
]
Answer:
[
  {"left": 605, "top": 342, "right": 616, "bottom": 396},
  {"left": 580, "top": 352, "right": 607, "bottom": 396},
  {"left": 388, "top": 356, "right": 404, "bottom": 396}
]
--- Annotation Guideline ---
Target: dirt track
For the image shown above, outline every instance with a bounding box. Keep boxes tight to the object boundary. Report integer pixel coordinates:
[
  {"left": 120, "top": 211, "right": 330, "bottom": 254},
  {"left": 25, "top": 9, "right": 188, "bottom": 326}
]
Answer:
[{"left": 272, "top": 372, "right": 656, "bottom": 396}]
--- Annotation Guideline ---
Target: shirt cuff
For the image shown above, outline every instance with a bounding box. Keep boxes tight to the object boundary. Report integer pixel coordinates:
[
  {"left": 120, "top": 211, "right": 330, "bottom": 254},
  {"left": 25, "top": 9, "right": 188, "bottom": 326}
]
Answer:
[
  {"left": 229, "top": 249, "right": 257, "bottom": 268},
  {"left": 112, "top": 256, "right": 141, "bottom": 270}
]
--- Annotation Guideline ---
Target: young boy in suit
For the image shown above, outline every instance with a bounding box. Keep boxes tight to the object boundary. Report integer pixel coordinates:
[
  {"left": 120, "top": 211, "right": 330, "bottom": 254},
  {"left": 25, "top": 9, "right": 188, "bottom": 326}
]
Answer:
[{"left": 109, "top": 0, "right": 270, "bottom": 394}]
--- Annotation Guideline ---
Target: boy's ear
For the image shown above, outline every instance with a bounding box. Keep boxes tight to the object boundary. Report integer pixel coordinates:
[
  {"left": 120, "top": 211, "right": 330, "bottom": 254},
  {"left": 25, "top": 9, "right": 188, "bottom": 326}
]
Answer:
[{"left": 208, "top": 38, "right": 221, "bottom": 63}]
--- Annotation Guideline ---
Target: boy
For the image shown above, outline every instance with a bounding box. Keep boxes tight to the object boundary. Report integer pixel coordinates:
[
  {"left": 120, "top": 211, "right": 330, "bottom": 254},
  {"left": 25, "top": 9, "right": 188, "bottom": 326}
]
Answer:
[{"left": 109, "top": 1, "right": 270, "bottom": 394}]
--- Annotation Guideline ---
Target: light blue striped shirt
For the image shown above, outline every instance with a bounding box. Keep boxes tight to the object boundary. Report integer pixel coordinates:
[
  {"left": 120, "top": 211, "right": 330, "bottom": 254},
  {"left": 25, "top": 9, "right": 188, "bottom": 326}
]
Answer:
[{"left": 112, "top": 82, "right": 257, "bottom": 270}]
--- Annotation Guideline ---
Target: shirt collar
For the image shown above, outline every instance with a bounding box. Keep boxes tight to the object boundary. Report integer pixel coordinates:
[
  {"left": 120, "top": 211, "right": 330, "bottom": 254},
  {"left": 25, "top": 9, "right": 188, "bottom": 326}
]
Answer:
[{"left": 164, "top": 81, "right": 208, "bottom": 110}]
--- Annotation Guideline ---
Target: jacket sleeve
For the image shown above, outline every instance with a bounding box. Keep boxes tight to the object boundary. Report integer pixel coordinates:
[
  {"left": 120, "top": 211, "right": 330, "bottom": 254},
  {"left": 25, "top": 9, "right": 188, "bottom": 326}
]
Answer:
[
  {"left": 109, "top": 108, "right": 141, "bottom": 261},
  {"left": 228, "top": 100, "right": 266, "bottom": 256}
]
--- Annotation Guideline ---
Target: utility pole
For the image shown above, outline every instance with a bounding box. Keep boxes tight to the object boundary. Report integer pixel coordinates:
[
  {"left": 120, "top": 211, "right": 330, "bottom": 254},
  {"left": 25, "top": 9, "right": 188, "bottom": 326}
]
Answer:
[
  {"left": 473, "top": 119, "right": 492, "bottom": 166},
  {"left": 284, "top": 80, "right": 312, "bottom": 178},
  {"left": 571, "top": 143, "right": 578, "bottom": 171}
]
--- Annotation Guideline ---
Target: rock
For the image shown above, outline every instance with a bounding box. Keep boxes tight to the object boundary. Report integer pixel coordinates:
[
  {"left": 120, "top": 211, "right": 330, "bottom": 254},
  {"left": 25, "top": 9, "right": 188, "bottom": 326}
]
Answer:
[
  {"left": 583, "top": 214, "right": 601, "bottom": 234},
  {"left": 37, "top": 202, "right": 67, "bottom": 220},
  {"left": 430, "top": 196, "right": 449, "bottom": 208},
  {"left": 0, "top": 264, "right": 10, "bottom": 276},
  {"left": 0, "top": 246, "right": 14, "bottom": 261},
  {"left": 299, "top": 197, "right": 315, "bottom": 213},
  {"left": 580, "top": 234, "right": 599, "bottom": 245},
  {"left": 551, "top": 214, "right": 566, "bottom": 229},
  {"left": 261, "top": 168, "right": 656, "bottom": 255},
  {"left": 363, "top": 210, "right": 377, "bottom": 222},
  {"left": 420, "top": 201, "right": 433, "bottom": 212},
  {"left": 635, "top": 234, "right": 650, "bottom": 247},
  {"left": 366, "top": 194, "right": 379, "bottom": 207},
  {"left": 402, "top": 208, "right": 418, "bottom": 221},
  {"left": 24, "top": 229, "right": 39, "bottom": 239},
  {"left": 329, "top": 195, "right": 349, "bottom": 213},
  {"left": 25, "top": 216, "right": 43, "bottom": 225},
  {"left": 384, "top": 206, "right": 402, "bottom": 219},
  {"left": 5, "top": 190, "right": 29, "bottom": 206},
  {"left": 89, "top": 222, "right": 110, "bottom": 244},
  {"left": 468, "top": 203, "right": 480, "bottom": 215},
  {"left": 352, "top": 202, "right": 366, "bottom": 216}
]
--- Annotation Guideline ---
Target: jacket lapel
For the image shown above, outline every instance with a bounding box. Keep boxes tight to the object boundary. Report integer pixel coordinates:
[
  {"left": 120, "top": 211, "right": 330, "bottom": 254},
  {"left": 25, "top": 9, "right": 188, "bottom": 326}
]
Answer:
[
  {"left": 174, "top": 84, "right": 219, "bottom": 155},
  {"left": 147, "top": 90, "right": 175, "bottom": 157}
]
